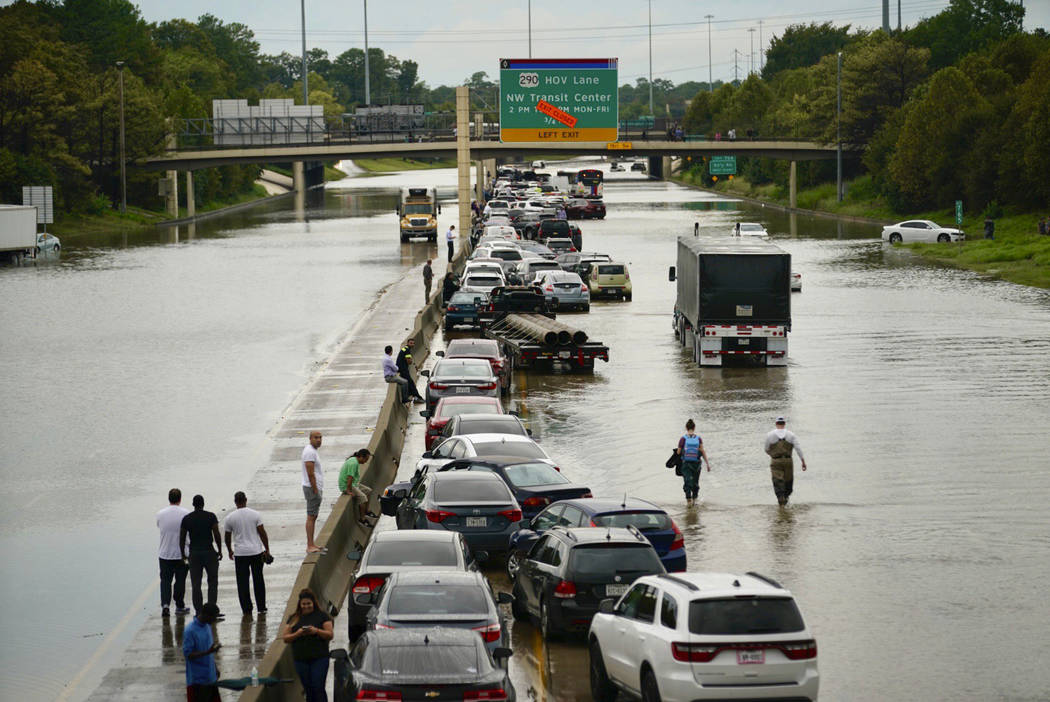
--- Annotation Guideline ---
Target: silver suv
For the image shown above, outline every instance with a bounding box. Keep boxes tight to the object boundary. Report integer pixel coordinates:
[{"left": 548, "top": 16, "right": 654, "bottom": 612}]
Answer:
[{"left": 588, "top": 571, "right": 819, "bottom": 701}]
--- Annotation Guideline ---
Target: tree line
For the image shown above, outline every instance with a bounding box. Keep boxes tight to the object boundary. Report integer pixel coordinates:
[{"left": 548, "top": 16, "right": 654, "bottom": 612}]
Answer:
[{"left": 681, "top": 0, "right": 1049, "bottom": 213}]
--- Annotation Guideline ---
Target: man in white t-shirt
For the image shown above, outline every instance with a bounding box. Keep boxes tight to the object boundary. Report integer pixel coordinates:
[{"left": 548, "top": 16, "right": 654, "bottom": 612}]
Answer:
[
  {"left": 156, "top": 488, "right": 191, "bottom": 618},
  {"left": 223, "top": 491, "right": 270, "bottom": 615},
  {"left": 302, "top": 430, "right": 324, "bottom": 553}
]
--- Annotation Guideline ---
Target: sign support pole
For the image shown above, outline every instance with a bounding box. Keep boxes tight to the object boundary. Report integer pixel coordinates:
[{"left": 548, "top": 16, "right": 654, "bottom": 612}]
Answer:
[{"left": 456, "top": 87, "right": 471, "bottom": 244}]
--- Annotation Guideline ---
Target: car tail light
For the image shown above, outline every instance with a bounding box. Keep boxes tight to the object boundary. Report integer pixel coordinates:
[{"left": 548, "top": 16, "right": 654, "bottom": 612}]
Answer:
[
  {"left": 553, "top": 579, "right": 577, "bottom": 599},
  {"left": 352, "top": 575, "right": 386, "bottom": 594},
  {"left": 429, "top": 382, "right": 448, "bottom": 390},
  {"left": 781, "top": 640, "right": 818, "bottom": 660},
  {"left": 426, "top": 509, "right": 455, "bottom": 523},
  {"left": 498, "top": 508, "right": 523, "bottom": 522},
  {"left": 670, "top": 521, "right": 684, "bottom": 552},
  {"left": 570, "top": 247, "right": 577, "bottom": 252},
  {"left": 464, "top": 689, "right": 508, "bottom": 701},
  {"left": 671, "top": 642, "right": 719, "bottom": 662},
  {"left": 550, "top": 465, "right": 560, "bottom": 472},
  {"left": 374, "top": 623, "right": 395, "bottom": 630},
  {"left": 581, "top": 491, "right": 593, "bottom": 498},
  {"left": 472, "top": 623, "right": 502, "bottom": 643},
  {"left": 580, "top": 284, "right": 588, "bottom": 292},
  {"left": 479, "top": 382, "right": 498, "bottom": 390},
  {"left": 357, "top": 690, "right": 401, "bottom": 701},
  {"left": 447, "top": 305, "right": 459, "bottom": 312},
  {"left": 625, "top": 271, "right": 630, "bottom": 280},
  {"left": 521, "top": 496, "right": 549, "bottom": 507},
  {"left": 545, "top": 285, "right": 554, "bottom": 291}
]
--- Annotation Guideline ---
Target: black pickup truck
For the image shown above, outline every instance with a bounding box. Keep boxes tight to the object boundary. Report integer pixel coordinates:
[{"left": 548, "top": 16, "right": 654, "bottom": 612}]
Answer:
[{"left": 476, "top": 286, "right": 554, "bottom": 327}]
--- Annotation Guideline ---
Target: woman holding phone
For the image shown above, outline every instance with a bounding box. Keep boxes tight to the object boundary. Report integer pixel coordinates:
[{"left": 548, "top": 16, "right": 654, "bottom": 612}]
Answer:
[{"left": 281, "top": 588, "right": 333, "bottom": 701}]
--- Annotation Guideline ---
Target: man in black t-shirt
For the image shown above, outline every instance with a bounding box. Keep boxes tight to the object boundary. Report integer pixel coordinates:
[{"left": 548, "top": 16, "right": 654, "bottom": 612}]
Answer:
[
  {"left": 396, "top": 339, "right": 425, "bottom": 403},
  {"left": 180, "top": 495, "right": 224, "bottom": 619}
]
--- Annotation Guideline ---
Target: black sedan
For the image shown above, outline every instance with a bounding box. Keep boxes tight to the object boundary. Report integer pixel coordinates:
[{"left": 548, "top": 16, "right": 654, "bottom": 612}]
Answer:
[{"left": 334, "top": 627, "right": 515, "bottom": 701}]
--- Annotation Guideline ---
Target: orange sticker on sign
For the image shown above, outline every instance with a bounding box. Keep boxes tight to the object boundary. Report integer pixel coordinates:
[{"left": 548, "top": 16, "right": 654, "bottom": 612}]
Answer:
[{"left": 535, "top": 99, "right": 578, "bottom": 128}]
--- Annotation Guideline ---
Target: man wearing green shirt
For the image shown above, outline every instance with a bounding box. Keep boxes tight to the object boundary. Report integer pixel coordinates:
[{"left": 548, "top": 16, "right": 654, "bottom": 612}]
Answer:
[{"left": 339, "top": 449, "right": 377, "bottom": 527}]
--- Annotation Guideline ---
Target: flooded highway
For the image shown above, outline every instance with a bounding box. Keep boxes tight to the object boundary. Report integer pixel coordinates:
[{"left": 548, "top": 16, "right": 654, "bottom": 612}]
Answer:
[{"left": 3, "top": 160, "right": 1050, "bottom": 700}]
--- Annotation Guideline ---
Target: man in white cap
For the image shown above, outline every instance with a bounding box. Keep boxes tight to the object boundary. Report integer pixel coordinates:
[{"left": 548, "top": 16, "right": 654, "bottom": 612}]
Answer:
[{"left": 764, "top": 416, "right": 807, "bottom": 506}]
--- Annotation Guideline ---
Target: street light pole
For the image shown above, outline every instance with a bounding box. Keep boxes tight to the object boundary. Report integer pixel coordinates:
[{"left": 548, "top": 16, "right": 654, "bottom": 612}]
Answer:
[
  {"left": 748, "top": 28, "right": 755, "bottom": 76},
  {"left": 116, "top": 60, "right": 126, "bottom": 215},
  {"left": 836, "top": 51, "right": 843, "bottom": 202},
  {"left": 300, "top": 0, "right": 308, "bottom": 105},
  {"left": 648, "top": 0, "right": 653, "bottom": 115},
  {"left": 705, "top": 14, "right": 713, "bottom": 92},
  {"left": 528, "top": 0, "right": 532, "bottom": 59},
  {"left": 363, "top": 0, "right": 370, "bottom": 104}
]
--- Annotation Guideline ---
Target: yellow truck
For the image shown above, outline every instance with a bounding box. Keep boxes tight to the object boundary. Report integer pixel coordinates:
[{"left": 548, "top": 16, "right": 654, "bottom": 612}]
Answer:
[{"left": 398, "top": 187, "right": 439, "bottom": 243}]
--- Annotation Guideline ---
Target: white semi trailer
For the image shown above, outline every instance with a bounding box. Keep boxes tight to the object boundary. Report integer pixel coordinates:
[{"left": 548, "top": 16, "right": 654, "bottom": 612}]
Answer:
[{"left": 0, "top": 205, "right": 38, "bottom": 266}]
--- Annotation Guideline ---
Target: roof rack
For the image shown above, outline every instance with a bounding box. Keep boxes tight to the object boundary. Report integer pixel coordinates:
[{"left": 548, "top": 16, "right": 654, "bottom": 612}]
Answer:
[
  {"left": 657, "top": 574, "right": 699, "bottom": 591},
  {"left": 745, "top": 571, "right": 783, "bottom": 589}
]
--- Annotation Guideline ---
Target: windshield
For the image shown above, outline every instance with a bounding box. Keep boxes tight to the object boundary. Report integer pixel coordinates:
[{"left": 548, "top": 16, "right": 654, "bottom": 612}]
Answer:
[
  {"left": 504, "top": 462, "right": 569, "bottom": 487},
  {"left": 438, "top": 403, "right": 500, "bottom": 418},
  {"left": 489, "top": 250, "right": 523, "bottom": 261},
  {"left": 387, "top": 585, "right": 489, "bottom": 615},
  {"left": 465, "top": 276, "right": 501, "bottom": 287},
  {"left": 449, "top": 293, "right": 486, "bottom": 305},
  {"left": 739, "top": 223, "right": 765, "bottom": 231},
  {"left": 403, "top": 204, "right": 433, "bottom": 215},
  {"left": 434, "top": 478, "right": 510, "bottom": 502},
  {"left": 434, "top": 362, "right": 492, "bottom": 379},
  {"left": 473, "top": 441, "right": 545, "bottom": 459},
  {"left": 688, "top": 597, "right": 805, "bottom": 635},
  {"left": 597, "top": 265, "right": 624, "bottom": 275},
  {"left": 368, "top": 541, "right": 458, "bottom": 566},
  {"left": 578, "top": 170, "right": 603, "bottom": 185},
  {"left": 591, "top": 511, "right": 671, "bottom": 531},
  {"left": 457, "top": 418, "right": 524, "bottom": 435},
  {"left": 569, "top": 544, "right": 663, "bottom": 577},
  {"left": 374, "top": 643, "right": 488, "bottom": 680}
]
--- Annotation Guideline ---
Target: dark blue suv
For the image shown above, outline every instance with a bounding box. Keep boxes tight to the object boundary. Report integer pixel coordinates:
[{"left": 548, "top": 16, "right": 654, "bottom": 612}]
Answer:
[{"left": 506, "top": 497, "right": 685, "bottom": 579}]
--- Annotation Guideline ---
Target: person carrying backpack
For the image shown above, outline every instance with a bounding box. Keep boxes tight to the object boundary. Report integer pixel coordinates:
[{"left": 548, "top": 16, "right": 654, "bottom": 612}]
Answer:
[{"left": 675, "top": 419, "right": 711, "bottom": 505}]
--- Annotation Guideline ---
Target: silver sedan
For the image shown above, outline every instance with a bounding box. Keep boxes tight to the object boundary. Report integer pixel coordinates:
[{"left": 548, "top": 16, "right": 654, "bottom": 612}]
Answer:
[
  {"left": 422, "top": 358, "right": 499, "bottom": 414},
  {"left": 535, "top": 270, "right": 590, "bottom": 311}
]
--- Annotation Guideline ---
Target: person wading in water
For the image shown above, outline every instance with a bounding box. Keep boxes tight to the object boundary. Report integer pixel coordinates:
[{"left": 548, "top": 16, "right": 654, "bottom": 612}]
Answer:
[{"left": 764, "top": 416, "right": 807, "bottom": 506}]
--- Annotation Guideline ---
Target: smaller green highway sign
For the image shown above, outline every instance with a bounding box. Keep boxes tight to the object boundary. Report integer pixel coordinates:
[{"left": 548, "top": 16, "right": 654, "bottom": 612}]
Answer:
[
  {"left": 955, "top": 200, "right": 963, "bottom": 226},
  {"left": 709, "top": 155, "right": 737, "bottom": 175},
  {"left": 500, "top": 58, "right": 618, "bottom": 143}
]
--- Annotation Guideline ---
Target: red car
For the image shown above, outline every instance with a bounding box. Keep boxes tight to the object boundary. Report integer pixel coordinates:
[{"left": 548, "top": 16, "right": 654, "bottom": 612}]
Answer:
[
  {"left": 423, "top": 396, "right": 504, "bottom": 450},
  {"left": 438, "top": 338, "right": 511, "bottom": 395},
  {"left": 565, "top": 198, "right": 606, "bottom": 220}
]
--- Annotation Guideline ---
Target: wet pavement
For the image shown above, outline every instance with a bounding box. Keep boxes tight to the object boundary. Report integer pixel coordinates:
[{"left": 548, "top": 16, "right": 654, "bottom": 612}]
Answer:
[{"left": 3, "top": 160, "right": 1050, "bottom": 700}]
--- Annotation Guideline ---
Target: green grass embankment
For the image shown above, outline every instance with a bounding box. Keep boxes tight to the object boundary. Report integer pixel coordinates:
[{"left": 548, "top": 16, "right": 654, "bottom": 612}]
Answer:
[
  {"left": 673, "top": 170, "right": 1050, "bottom": 289},
  {"left": 353, "top": 157, "right": 457, "bottom": 172}
]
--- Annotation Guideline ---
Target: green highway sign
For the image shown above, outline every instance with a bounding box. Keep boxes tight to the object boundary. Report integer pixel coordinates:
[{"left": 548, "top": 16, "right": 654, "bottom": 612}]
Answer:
[
  {"left": 499, "top": 58, "right": 618, "bottom": 142},
  {"left": 955, "top": 200, "right": 963, "bottom": 226},
  {"left": 709, "top": 155, "right": 737, "bottom": 175}
]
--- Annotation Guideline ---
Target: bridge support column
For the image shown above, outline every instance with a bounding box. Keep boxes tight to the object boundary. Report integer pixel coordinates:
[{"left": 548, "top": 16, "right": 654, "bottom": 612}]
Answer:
[
  {"left": 292, "top": 161, "right": 305, "bottom": 194},
  {"left": 165, "top": 128, "right": 179, "bottom": 218},
  {"left": 185, "top": 170, "right": 195, "bottom": 218},
  {"left": 456, "top": 86, "right": 471, "bottom": 244},
  {"left": 662, "top": 156, "right": 672, "bottom": 180},
  {"left": 475, "top": 160, "right": 483, "bottom": 205},
  {"left": 789, "top": 160, "right": 797, "bottom": 209}
]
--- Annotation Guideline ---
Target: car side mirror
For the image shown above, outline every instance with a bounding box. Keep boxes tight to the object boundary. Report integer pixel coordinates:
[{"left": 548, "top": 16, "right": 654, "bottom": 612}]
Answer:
[
  {"left": 598, "top": 598, "right": 616, "bottom": 614},
  {"left": 393, "top": 488, "right": 407, "bottom": 499},
  {"left": 493, "top": 647, "right": 513, "bottom": 661},
  {"left": 526, "top": 428, "right": 533, "bottom": 436},
  {"left": 420, "top": 369, "right": 430, "bottom": 377},
  {"left": 474, "top": 550, "right": 490, "bottom": 563},
  {"left": 346, "top": 549, "right": 363, "bottom": 561},
  {"left": 497, "top": 592, "right": 514, "bottom": 605},
  {"left": 668, "top": 266, "right": 676, "bottom": 282},
  {"left": 419, "top": 410, "right": 430, "bottom": 418},
  {"left": 436, "top": 351, "right": 445, "bottom": 357},
  {"left": 421, "top": 451, "right": 434, "bottom": 459},
  {"left": 508, "top": 410, "right": 520, "bottom": 416},
  {"left": 330, "top": 648, "right": 349, "bottom": 661}
]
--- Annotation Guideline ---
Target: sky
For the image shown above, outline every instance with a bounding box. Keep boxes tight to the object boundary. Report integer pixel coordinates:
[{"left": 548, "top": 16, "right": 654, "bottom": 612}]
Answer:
[{"left": 67, "top": 1, "right": 1050, "bottom": 88}]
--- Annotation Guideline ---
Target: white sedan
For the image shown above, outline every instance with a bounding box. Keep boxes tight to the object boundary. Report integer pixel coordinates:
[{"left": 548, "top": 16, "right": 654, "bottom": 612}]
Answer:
[
  {"left": 36, "top": 233, "right": 61, "bottom": 255},
  {"left": 791, "top": 271, "right": 802, "bottom": 292},
  {"left": 882, "top": 220, "right": 965, "bottom": 243},
  {"left": 733, "top": 222, "right": 769, "bottom": 238},
  {"left": 417, "top": 433, "right": 557, "bottom": 473}
]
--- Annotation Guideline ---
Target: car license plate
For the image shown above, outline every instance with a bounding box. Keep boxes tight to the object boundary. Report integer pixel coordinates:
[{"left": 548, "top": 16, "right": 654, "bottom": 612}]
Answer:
[
  {"left": 465, "top": 517, "right": 487, "bottom": 527},
  {"left": 558, "top": 351, "right": 571, "bottom": 359},
  {"left": 606, "top": 584, "right": 629, "bottom": 597},
  {"left": 737, "top": 338, "right": 750, "bottom": 345},
  {"left": 464, "top": 316, "right": 475, "bottom": 323},
  {"left": 737, "top": 649, "right": 765, "bottom": 665},
  {"left": 456, "top": 386, "right": 469, "bottom": 393}
]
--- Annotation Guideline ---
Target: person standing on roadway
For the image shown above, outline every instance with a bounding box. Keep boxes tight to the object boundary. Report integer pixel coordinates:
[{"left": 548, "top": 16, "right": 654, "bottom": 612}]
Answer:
[
  {"left": 446, "top": 224, "right": 456, "bottom": 262},
  {"left": 222, "top": 491, "right": 270, "bottom": 616},
  {"left": 396, "top": 338, "right": 425, "bottom": 404},
  {"left": 423, "top": 259, "right": 434, "bottom": 302},
  {"left": 157, "top": 488, "right": 190, "bottom": 618},
  {"left": 675, "top": 419, "right": 711, "bottom": 505},
  {"left": 301, "top": 431, "right": 325, "bottom": 554},
  {"left": 282, "top": 588, "right": 334, "bottom": 702},
  {"left": 179, "top": 495, "right": 224, "bottom": 620},
  {"left": 765, "top": 416, "right": 807, "bottom": 506},
  {"left": 340, "top": 448, "right": 378, "bottom": 528},
  {"left": 183, "top": 602, "right": 222, "bottom": 701}
]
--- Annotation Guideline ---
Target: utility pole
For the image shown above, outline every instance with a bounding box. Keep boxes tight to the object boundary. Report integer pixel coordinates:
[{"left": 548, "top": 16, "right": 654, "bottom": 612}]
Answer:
[
  {"left": 748, "top": 28, "right": 755, "bottom": 77},
  {"left": 116, "top": 61, "right": 126, "bottom": 215},
  {"left": 836, "top": 51, "right": 843, "bottom": 202},
  {"left": 648, "top": 0, "right": 653, "bottom": 115},
  {"left": 705, "top": 14, "right": 714, "bottom": 92},
  {"left": 363, "top": 0, "right": 370, "bottom": 104},
  {"left": 528, "top": 0, "right": 532, "bottom": 58},
  {"left": 897, "top": 0, "right": 902, "bottom": 32},
  {"left": 882, "top": 0, "right": 890, "bottom": 33},
  {"left": 758, "top": 20, "right": 763, "bottom": 72},
  {"left": 300, "top": 0, "right": 308, "bottom": 104},
  {"left": 732, "top": 49, "right": 740, "bottom": 83}
]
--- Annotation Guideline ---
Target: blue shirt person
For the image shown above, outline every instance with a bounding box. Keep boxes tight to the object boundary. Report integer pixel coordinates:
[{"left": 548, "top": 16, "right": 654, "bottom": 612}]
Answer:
[{"left": 183, "top": 603, "right": 221, "bottom": 697}]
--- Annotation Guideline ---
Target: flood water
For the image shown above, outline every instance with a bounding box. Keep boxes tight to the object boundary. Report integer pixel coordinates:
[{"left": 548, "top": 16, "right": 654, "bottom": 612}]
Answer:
[{"left": 3, "top": 160, "right": 1049, "bottom": 701}]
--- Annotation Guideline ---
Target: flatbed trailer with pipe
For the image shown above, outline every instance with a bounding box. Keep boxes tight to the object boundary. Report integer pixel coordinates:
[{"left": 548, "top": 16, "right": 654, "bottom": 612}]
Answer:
[{"left": 482, "top": 312, "right": 609, "bottom": 371}]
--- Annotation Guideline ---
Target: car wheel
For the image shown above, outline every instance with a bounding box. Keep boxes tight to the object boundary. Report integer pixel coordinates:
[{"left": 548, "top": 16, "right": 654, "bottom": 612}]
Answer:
[
  {"left": 511, "top": 582, "right": 529, "bottom": 622},
  {"left": 625, "top": 293, "right": 632, "bottom": 301},
  {"left": 583, "top": 303, "right": 590, "bottom": 312},
  {"left": 506, "top": 551, "right": 521, "bottom": 580},
  {"left": 53, "top": 244, "right": 59, "bottom": 252},
  {"left": 641, "top": 668, "right": 661, "bottom": 702},
  {"left": 937, "top": 233, "right": 951, "bottom": 243},
  {"left": 400, "top": 233, "right": 409, "bottom": 243},
  {"left": 34, "top": 246, "right": 41, "bottom": 255},
  {"left": 589, "top": 641, "right": 618, "bottom": 702},
  {"left": 540, "top": 599, "right": 559, "bottom": 640},
  {"left": 889, "top": 233, "right": 903, "bottom": 244}
]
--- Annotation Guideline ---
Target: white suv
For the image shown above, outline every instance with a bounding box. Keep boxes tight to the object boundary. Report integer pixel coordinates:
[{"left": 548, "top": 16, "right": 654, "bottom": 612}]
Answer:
[{"left": 588, "top": 572, "right": 819, "bottom": 701}]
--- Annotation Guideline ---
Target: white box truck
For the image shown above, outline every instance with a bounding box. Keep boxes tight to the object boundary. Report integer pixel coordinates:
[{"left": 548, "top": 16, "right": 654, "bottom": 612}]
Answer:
[{"left": 0, "top": 205, "right": 38, "bottom": 265}]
